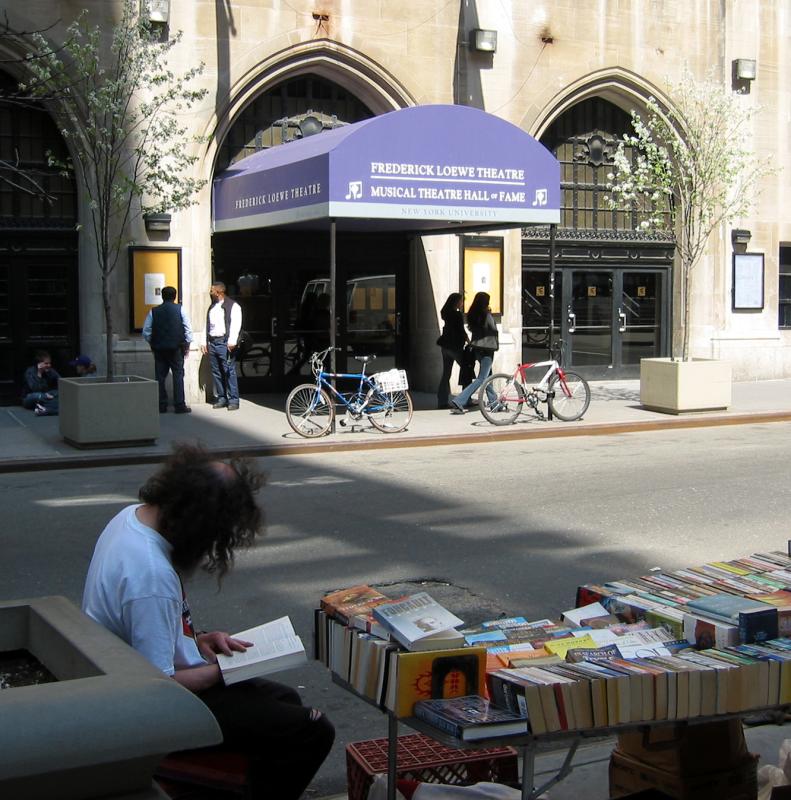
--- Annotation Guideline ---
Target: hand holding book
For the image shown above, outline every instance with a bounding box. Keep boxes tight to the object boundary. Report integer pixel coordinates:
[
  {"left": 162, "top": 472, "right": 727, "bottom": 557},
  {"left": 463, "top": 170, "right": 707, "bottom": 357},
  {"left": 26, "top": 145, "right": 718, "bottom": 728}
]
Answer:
[
  {"left": 196, "top": 631, "right": 254, "bottom": 662},
  {"left": 215, "top": 616, "right": 307, "bottom": 685}
]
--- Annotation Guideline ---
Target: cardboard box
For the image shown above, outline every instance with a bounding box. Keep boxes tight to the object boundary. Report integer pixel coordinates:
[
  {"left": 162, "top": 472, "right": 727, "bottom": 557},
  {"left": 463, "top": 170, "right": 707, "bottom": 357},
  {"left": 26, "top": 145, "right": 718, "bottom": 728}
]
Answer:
[
  {"left": 616, "top": 720, "right": 749, "bottom": 775},
  {"left": 609, "top": 749, "right": 758, "bottom": 800}
]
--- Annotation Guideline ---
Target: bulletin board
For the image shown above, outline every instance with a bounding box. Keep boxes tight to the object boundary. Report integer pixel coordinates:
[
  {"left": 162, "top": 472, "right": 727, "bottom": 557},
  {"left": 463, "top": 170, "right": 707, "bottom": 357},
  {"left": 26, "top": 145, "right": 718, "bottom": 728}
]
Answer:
[
  {"left": 129, "top": 247, "right": 182, "bottom": 331},
  {"left": 732, "top": 252, "right": 764, "bottom": 311},
  {"left": 462, "top": 236, "right": 503, "bottom": 314}
]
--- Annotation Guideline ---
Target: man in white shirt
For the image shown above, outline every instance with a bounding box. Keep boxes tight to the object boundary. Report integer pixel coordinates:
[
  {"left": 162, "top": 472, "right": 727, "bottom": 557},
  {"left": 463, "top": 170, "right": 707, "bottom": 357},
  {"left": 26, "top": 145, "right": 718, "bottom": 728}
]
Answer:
[
  {"left": 201, "top": 281, "right": 242, "bottom": 410},
  {"left": 82, "top": 445, "right": 334, "bottom": 799}
]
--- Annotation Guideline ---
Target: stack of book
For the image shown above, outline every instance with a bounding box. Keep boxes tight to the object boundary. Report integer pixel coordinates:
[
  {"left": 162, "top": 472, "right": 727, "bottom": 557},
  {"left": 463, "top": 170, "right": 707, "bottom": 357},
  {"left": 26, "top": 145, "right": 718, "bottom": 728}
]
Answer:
[
  {"left": 575, "top": 551, "right": 791, "bottom": 648},
  {"left": 316, "top": 555, "right": 791, "bottom": 739},
  {"left": 316, "top": 586, "right": 485, "bottom": 718},
  {"left": 485, "top": 638, "right": 791, "bottom": 734}
]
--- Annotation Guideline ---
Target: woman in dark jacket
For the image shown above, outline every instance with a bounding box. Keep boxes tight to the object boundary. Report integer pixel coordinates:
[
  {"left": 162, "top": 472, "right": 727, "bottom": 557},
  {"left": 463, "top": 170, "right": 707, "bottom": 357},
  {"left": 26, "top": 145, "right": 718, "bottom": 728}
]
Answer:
[
  {"left": 449, "top": 292, "right": 498, "bottom": 414},
  {"left": 436, "top": 292, "right": 468, "bottom": 409}
]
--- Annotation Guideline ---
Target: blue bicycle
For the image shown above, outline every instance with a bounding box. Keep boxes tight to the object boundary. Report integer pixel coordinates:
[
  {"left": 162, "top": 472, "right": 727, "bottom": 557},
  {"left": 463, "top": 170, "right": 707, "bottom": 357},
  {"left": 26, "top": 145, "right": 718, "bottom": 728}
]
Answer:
[{"left": 285, "top": 347, "right": 414, "bottom": 437}]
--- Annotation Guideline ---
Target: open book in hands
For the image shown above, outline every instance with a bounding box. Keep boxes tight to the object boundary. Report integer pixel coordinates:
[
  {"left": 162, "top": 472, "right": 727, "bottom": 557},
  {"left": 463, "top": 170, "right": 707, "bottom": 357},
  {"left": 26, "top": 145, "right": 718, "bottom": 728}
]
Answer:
[{"left": 216, "top": 616, "right": 307, "bottom": 685}]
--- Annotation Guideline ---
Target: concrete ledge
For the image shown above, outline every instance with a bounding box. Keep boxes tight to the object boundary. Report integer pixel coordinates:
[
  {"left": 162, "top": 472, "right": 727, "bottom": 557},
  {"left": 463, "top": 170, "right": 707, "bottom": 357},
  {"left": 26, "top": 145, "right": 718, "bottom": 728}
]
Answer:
[{"left": 0, "top": 596, "right": 221, "bottom": 799}]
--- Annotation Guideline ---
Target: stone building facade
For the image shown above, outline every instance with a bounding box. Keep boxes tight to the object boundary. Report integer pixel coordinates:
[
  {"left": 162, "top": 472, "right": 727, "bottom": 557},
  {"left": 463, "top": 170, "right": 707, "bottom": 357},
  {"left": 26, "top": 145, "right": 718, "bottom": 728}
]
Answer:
[{"left": 1, "top": 0, "right": 789, "bottom": 403}]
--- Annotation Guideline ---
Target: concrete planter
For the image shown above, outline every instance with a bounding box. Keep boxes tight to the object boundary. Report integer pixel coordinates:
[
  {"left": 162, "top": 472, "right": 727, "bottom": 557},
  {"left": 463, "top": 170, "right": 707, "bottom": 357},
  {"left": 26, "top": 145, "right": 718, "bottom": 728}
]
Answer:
[
  {"left": 59, "top": 376, "right": 159, "bottom": 448},
  {"left": 640, "top": 357, "right": 733, "bottom": 414},
  {"left": 0, "top": 596, "right": 221, "bottom": 799}
]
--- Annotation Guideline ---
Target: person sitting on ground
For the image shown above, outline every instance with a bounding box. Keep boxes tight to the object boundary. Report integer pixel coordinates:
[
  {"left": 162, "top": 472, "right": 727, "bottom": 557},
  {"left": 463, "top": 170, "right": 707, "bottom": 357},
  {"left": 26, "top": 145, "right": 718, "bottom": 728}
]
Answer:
[
  {"left": 22, "top": 349, "right": 60, "bottom": 416},
  {"left": 81, "top": 444, "right": 334, "bottom": 800},
  {"left": 69, "top": 354, "right": 97, "bottom": 376}
]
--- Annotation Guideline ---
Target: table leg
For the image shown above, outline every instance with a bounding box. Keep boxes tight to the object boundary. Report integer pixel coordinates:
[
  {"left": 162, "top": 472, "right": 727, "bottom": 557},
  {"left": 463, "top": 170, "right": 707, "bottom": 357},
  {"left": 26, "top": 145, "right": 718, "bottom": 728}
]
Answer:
[
  {"left": 521, "top": 744, "right": 536, "bottom": 800},
  {"left": 387, "top": 714, "right": 398, "bottom": 800}
]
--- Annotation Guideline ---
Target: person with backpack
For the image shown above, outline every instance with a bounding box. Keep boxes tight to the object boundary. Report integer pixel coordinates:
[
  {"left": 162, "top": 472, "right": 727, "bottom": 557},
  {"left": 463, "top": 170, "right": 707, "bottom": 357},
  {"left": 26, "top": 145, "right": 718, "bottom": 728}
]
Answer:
[
  {"left": 449, "top": 291, "right": 498, "bottom": 414},
  {"left": 202, "top": 281, "right": 242, "bottom": 410},
  {"left": 143, "top": 286, "right": 193, "bottom": 413}
]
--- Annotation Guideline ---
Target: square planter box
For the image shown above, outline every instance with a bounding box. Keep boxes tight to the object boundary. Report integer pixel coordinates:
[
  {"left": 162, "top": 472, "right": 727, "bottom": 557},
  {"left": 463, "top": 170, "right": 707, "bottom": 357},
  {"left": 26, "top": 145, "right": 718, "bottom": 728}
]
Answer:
[
  {"left": 640, "top": 357, "right": 732, "bottom": 414},
  {"left": 0, "top": 596, "right": 220, "bottom": 799},
  {"left": 59, "top": 376, "right": 159, "bottom": 448}
]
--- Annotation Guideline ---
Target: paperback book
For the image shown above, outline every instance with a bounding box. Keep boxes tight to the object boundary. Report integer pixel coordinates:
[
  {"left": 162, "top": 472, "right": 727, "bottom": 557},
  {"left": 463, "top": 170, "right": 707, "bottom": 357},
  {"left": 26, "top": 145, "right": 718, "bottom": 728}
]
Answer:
[
  {"left": 216, "top": 616, "right": 306, "bottom": 685},
  {"left": 372, "top": 592, "right": 464, "bottom": 651},
  {"left": 413, "top": 694, "right": 528, "bottom": 740}
]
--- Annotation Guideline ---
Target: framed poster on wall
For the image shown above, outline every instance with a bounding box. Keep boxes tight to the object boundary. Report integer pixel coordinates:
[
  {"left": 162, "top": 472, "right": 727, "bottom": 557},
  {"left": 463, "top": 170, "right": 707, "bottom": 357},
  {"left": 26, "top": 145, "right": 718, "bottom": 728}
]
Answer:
[
  {"left": 462, "top": 236, "right": 503, "bottom": 314},
  {"left": 732, "top": 252, "right": 764, "bottom": 311},
  {"left": 129, "top": 247, "right": 182, "bottom": 331}
]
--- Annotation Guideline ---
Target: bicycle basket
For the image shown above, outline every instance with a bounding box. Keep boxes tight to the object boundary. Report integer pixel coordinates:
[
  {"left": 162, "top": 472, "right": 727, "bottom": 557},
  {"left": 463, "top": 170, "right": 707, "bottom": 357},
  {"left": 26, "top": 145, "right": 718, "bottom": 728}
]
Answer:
[{"left": 372, "top": 369, "right": 409, "bottom": 392}]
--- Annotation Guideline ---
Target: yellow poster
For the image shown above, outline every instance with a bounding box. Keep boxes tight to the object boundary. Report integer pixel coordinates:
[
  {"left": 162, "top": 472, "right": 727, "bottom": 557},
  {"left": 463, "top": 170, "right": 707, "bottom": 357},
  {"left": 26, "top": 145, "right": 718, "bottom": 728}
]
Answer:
[
  {"left": 130, "top": 248, "right": 181, "bottom": 330},
  {"left": 463, "top": 245, "right": 502, "bottom": 313}
]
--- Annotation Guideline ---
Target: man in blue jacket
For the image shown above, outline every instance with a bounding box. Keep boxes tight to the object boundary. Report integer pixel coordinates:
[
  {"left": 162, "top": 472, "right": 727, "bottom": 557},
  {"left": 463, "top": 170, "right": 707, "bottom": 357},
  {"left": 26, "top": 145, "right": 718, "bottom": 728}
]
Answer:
[{"left": 143, "top": 285, "right": 193, "bottom": 413}]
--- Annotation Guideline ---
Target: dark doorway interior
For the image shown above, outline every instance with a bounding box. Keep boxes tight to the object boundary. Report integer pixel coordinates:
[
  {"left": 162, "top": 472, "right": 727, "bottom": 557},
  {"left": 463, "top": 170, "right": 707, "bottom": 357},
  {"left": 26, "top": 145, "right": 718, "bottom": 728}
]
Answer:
[
  {"left": 211, "top": 229, "right": 409, "bottom": 393},
  {"left": 0, "top": 70, "right": 79, "bottom": 405}
]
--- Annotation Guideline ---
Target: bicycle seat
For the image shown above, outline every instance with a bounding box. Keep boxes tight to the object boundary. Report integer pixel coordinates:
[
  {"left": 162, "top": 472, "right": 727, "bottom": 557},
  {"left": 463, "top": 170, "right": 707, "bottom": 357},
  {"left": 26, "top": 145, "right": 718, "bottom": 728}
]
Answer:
[{"left": 353, "top": 354, "right": 377, "bottom": 365}]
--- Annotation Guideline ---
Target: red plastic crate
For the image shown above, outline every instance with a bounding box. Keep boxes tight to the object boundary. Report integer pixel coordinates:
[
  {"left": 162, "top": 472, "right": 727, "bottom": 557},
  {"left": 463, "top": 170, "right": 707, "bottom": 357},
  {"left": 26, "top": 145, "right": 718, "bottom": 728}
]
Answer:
[{"left": 346, "top": 733, "right": 519, "bottom": 800}]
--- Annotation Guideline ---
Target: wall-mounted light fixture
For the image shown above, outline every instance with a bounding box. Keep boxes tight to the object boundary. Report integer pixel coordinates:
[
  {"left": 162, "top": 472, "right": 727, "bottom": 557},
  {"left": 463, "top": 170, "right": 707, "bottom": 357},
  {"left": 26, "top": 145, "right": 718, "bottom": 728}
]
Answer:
[
  {"left": 470, "top": 29, "right": 498, "bottom": 53},
  {"left": 734, "top": 59, "right": 757, "bottom": 80},
  {"left": 144, "top": 212, "right": 172, "bottom": 234},
  {"left": 731, "top": 228, "right": 752, "bottom": 247},
  {"left": 142, "top": 0, "right": 170, "bottom": 23}
]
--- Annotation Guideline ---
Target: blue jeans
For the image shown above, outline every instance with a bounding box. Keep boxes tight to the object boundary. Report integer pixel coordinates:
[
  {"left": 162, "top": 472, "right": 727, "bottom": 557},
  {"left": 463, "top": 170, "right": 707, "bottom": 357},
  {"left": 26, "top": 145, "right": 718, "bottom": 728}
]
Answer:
[
  {"left": 208, "top": 339, "right": 239, "bottom": 404},
  {"left": 452, "top": 351, "right": 495, "bottom": 408}
]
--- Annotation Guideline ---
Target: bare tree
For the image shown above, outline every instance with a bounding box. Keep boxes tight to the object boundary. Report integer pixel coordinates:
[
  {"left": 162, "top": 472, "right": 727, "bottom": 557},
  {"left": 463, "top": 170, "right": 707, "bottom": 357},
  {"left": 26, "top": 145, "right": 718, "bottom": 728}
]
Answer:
[
  {"left": 20, "top": 0, "right": 208, "bottom": 379},
  {"left": 607, "top": 67, "right": 773, "bottom": 361}
]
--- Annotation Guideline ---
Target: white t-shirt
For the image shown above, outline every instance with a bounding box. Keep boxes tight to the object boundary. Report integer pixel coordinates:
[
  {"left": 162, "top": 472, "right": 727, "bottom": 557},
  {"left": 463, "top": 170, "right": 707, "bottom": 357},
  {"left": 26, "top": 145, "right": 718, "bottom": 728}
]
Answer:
[{"left": 82, "top": 504, "right": 206, "bottom": 676}]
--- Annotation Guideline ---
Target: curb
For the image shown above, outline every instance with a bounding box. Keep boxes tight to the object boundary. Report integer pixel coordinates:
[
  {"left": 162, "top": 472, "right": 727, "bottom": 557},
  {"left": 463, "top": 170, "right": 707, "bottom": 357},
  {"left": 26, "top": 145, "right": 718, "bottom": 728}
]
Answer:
[{"left": 1, "top": 410, "right": 790, "bottom": 474}]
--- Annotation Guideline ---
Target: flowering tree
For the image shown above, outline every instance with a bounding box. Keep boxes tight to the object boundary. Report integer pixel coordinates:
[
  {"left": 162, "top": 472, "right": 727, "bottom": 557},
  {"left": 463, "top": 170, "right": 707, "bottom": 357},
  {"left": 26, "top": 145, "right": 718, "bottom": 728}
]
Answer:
[
  {"left": 20, "top": 0, "right": 207, "bottom": 379},
  {"left": 607, "top": 68, "right": 772, "bottom": 361}
]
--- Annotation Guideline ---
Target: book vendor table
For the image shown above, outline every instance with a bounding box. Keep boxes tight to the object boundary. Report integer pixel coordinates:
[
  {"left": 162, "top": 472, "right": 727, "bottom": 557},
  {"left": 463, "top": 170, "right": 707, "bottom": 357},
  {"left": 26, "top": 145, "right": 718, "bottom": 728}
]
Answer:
[{"left": 333, "top": 675, "right": 782, "bottom": 800}]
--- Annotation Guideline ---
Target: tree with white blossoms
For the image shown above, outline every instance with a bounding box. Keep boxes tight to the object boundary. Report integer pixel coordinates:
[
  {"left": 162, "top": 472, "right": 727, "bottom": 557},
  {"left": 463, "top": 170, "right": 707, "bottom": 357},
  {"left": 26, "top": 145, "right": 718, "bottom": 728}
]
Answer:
[
  {"left": 607, "top": 67, "right": 772, "bottom": 361},
  {"left": 20, "top": 0, "right": 207, "bottom": 380}
]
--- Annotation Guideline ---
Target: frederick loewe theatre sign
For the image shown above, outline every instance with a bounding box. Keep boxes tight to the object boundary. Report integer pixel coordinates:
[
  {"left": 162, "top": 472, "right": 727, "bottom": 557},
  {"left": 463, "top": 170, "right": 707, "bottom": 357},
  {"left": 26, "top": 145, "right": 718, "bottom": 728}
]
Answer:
[{"left": 212, "top": 104, "right": 560, "bottom": 232}]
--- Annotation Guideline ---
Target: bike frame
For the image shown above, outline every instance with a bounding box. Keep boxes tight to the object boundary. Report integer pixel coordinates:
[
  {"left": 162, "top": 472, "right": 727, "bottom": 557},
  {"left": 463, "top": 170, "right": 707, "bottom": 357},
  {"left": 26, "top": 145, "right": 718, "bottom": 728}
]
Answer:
[
  {"left": 517, "top": 359, "right": 566, "bottom": 393},
  {"left": 315, "top": 369, "right": 377, "bottom": 412}
]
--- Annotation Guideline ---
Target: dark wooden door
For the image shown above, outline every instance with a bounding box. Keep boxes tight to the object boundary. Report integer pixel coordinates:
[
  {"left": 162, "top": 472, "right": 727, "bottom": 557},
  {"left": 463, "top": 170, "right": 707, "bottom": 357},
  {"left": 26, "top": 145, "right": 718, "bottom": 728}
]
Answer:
[{"left": 0, "top": 233, "right": 79, "bottom": 404}]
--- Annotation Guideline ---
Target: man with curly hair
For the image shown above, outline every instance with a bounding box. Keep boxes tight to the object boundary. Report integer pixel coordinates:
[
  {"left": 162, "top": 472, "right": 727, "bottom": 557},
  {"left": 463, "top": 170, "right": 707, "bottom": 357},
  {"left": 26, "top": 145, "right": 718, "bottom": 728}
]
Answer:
[{"left": 82, "top": 444, "right": 334, "bottom": 799}]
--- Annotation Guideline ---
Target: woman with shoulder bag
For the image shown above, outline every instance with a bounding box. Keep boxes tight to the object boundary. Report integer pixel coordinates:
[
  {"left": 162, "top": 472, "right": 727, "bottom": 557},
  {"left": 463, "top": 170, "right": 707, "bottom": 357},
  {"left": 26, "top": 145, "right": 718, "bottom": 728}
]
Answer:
[
  {"left": 436, "top": 292, "right": 469, "bottom": 409},
  {"left": 449, "top": 292, "right": 498, "bottom": 414}
]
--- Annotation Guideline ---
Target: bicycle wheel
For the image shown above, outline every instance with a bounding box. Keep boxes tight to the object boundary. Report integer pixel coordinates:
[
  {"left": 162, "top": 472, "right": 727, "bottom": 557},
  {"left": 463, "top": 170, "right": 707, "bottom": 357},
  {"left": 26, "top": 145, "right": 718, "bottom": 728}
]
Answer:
[
  {"left": 548, "top": 371, "right": 591, "bottom": 421},
  {"left": 368, "top": 389, "right": 413, "bottom": 433},
  {"left": 478, "top": 373, "right": 524, "bottom": 426},
  {"left": 285, "top": 384, "right": 334, "bottom": 437}
]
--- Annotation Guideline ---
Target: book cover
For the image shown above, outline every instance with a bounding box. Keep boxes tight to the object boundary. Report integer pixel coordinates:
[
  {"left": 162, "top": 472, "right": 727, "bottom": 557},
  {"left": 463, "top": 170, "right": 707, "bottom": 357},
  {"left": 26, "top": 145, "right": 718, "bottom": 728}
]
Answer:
[
  {"left": 320, "top": 585, "right": 389, "bottom": 624},
  {"left": 561, "top": 601, "right": 610, "bottom": 627},
  {"left": 386, "top": 645, "right": 486, "bottom": 718},
  {"left": 682, "top": 612, "right": 740, "bottom": 650},
  {"left": 746, "top": 591, "right": 791, "bottom": 637},
  {"left": 217, "top": 616, "right": 307, "bottom": 685},
  {"left": 372, "top": 592, "right": 464, "bottom": 651},
  {"left": 685, "top": 593, "right": 778, "bottom": 644},
  {"left": 413, "top": 695, "right": 528, "bottom": 740}
]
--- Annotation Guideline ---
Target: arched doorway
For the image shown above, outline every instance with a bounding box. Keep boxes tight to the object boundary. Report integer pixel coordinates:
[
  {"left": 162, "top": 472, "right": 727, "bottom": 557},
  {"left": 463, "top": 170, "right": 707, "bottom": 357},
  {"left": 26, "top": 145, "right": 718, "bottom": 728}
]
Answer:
[
  {"left": 212, "top": 73, "right": 410, "bottom": 392},
  {"left": 0, "top": 70, "right": 79, "bottom": 404},
  {"left": 522, "top": 96, "right": 674, "bottom": 378}
]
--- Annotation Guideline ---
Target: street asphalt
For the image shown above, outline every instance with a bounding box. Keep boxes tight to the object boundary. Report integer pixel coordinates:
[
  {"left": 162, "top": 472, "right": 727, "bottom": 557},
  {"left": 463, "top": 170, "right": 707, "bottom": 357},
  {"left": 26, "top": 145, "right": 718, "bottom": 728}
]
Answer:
[{"left": 4, "top": 377, "right": 791, "bottom": 799}]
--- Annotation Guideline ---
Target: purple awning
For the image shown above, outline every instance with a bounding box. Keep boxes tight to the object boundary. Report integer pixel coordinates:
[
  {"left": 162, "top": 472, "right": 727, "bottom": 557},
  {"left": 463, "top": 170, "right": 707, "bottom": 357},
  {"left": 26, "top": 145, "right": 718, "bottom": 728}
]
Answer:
[{"left": 212, "top": 104, "right": 560, "bottom": 233}]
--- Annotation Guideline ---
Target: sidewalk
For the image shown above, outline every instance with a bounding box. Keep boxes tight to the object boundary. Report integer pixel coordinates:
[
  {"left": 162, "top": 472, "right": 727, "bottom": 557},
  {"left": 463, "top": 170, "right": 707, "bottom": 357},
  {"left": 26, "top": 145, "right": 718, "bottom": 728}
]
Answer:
[{"left": 2, "top": 378, "right": 791, "bottom": 472}]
